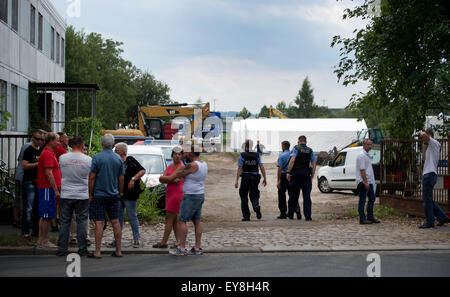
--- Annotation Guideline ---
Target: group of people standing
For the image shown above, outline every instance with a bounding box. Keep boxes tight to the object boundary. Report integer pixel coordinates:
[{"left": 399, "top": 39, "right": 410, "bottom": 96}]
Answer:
[
  {"left": 237, "top": 129, "right": 449, "bottom": 229},
  {"left": 13, "top": 130, "right": 209, "bottom": 258},
  {"left": 236, "top": 136, "right": 316, "bottom": 222}
]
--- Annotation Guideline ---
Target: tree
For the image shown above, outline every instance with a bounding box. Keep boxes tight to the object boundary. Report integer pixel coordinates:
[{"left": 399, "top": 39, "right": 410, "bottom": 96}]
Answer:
[
  {"left": 258, "top": 105, "right": 269, "bottom": 118},
  {"left": 126, "top": 70, "right": 172, "bottom": 128},
  {"left": 331, "top": 0, "right": 450, "bottom": 138},
  {"left": 294, "top": 77, "right": 315, "bottom": 118},
  {"left": 65, "top": 26, "right": 137, "bottom": 129},
  {"left": 0, "top": 97, "right": 10, "bottom": 131},
  {"left": 237, "top": 107, "right": 252, "bottom": 119},
  {"left": 275, "top": 101, "right": 288, "bottom": 115}
]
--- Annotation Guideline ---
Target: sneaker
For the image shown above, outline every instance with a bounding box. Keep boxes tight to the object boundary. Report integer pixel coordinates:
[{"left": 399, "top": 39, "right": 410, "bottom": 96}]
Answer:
[
  {"left": 277, "top": 214, "right": 287, "bottom": 219},
  {"left": 22, "top": 234, "right": 31, "bottom": 240},
  {"left": 169, "top": 247, "right": 188, "bottom": 256},
  {"left": 188, "top": 247, "right": 204, "bottom": 255},
  {"left": 242, "top": 218, "right": 250, "bottom": 222},
  {"left": 106, "top": 240, "right": 116, "bottom": 248},
  {"left": 368, "top": 218, "right": 380, "bottom": 224},
  {"left": 133, "top": 239, "right": 140, "bottom": 248},
  {"left": 41, "top": 242, "right": 57, "bottom": 248},
  {"left": 360, "top": 220, "right": 373, "bottom": 225},
  {"left": 69, "top": 238, "right": 77, "bottom": 245}
]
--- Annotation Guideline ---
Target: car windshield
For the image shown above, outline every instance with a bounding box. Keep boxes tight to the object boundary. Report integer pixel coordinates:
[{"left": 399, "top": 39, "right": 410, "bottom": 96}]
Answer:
[
  {"left": 160, "top": 147, "right": 173, "bottom": 161},
  {"left": 129, "top": 154, "right": 164, "bottom": 174}
]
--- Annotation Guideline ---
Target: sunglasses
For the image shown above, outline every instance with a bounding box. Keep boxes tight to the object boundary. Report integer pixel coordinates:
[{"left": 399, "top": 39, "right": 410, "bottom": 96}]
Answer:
[{"left": 33, "top": 136, "right": 45, "bottom": 141}]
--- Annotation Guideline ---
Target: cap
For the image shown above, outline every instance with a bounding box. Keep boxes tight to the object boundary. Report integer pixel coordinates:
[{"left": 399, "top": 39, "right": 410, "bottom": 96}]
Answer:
[{"left": 172, "top": 146, "right": 183, "bottom": 153}]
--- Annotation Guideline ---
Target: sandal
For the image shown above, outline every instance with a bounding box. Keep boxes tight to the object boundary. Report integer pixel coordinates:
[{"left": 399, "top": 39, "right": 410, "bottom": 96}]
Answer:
[
  {"left": 87, "top": 252, "right": 102, "bottom": 259},
  {"left": 152, "top": 242, "right": 168, "bottom": 248}
]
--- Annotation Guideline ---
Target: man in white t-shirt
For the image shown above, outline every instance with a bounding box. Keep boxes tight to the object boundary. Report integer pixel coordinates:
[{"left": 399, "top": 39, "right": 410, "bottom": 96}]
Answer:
[
  {"left": 57, "top": 136, "right": 92, "bottom": 256},
  {"left": 418, "top": 129, "right": 449, "bottom": 229},
  {"left": 355, "top": 139, "right": 380, "bottom": 225}
]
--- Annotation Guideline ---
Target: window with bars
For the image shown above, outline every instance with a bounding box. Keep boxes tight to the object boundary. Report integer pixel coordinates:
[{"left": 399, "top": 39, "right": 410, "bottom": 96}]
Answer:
[
  {"left": 0, "top": 0, "right": 7, "bottom": 23},
  {"left": 30, "top": 5, "right": 36, "bottom": 45}
]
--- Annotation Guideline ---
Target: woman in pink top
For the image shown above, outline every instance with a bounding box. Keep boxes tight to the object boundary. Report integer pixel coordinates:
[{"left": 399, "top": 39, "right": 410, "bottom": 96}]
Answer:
[{"left": 153, "top": 147, "right": 185, "bottom": 248}]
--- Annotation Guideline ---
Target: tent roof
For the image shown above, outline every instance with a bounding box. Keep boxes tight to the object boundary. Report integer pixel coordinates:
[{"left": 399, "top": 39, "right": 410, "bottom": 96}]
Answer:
[{"left": 233, "top": 118, "right": 367, "bottom": 132}]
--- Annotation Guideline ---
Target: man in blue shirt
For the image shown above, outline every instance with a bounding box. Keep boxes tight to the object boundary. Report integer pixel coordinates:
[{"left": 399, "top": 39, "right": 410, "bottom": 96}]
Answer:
[
  {"left": 89, "top": 134, "right": 125, "bottom": 258},
  {"left": 276, "top": 141, "right": 291, "bottom": 219},
  {"left": 286, "top": 136, "right": 316, "bottom": 221},
  {"left": 235, "top": 140, "right": 267, "bottom": 221}
]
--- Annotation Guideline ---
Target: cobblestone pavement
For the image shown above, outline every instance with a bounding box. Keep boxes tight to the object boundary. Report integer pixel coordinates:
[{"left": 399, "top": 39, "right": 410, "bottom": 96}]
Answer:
[{"left": 103, "top": 218, "right": 450, "bottom": 251}]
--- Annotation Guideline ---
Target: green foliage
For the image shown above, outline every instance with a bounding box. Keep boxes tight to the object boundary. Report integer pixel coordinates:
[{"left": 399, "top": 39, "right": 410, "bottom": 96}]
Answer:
[
  {"left": 237, "top": 107, "right": 252, "bottom": 119},
  {"left": 332, "top": 0, "right": 450, "bottom": 138},
  {"left": 0, "top": 96, "right": 11, "bottom": 131},
  {"left": 258, "top": 105, "right": 269, "bottom": 118},
  {"left": 136, "top": 185, "right": 165, "bottom": 221},
  {"left": 343, "top": 205, "right": 401, "bottom": 219},
  {"left": 126, "top": 71, "right": 173, "bottom": 128},
  {"left": 64, "top": 117, "right": 102, "bottom": 156}
]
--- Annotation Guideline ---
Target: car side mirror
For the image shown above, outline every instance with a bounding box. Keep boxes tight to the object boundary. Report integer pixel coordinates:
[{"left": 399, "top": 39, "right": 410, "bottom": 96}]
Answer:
[{"left": 328, "top": 160, "right": 333, "bottom": 167}]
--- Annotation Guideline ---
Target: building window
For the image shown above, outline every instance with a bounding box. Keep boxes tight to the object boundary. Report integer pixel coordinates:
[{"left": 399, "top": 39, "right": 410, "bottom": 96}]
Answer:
[
  {"left": 51, "top": 27, "right": 55, "bottom": 60},
  {"left": 10, "top": 85, "right": 18, "bottom": 131},
  {"left": 12, "top": 0, "right": 18, "bottom": 32},
  {"left": 0, "top": 80, "right": 6, "bottom": 113},
  {"left": 56, "top": 33, "right": 60, "bottom": 64},
  {"left": 30, "top": 5, "right": 36, "bottom": 45},
  {"left": 38, "top": 13, "right": 43, "bottom": 50},
  {"left": 0, "top": 0, "right": 7, "bottom": 24},
  {"left": 61, "top": 38, "right": 65, "bottom": 68}
]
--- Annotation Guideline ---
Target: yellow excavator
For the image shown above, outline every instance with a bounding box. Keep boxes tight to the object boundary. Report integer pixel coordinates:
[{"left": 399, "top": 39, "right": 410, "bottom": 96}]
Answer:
[
  {"left": 102, "top": 103, "right": 211, "bottom": 141},
  {"left": 269, "top": 106, "right": 288, "bottom": 119}
]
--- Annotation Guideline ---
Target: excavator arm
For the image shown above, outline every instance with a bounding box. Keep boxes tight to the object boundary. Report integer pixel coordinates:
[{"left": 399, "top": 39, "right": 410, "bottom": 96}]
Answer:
[{"left": 138, "top": 103, "right": 211, "bottom": 138}]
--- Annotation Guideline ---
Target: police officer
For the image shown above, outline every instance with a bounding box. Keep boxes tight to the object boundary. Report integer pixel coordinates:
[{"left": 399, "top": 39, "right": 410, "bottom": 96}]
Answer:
[
  {"left": 235, "top": 140, "right": 267, "bottom": 221},
  {"left": 286, "top": 136, "right": 316, "bottom": 221}
]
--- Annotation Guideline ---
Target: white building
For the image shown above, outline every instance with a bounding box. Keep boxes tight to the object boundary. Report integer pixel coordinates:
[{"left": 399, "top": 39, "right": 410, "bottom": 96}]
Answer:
[{"left": 0, "top": 0, "right": 66, "bottom": 134}]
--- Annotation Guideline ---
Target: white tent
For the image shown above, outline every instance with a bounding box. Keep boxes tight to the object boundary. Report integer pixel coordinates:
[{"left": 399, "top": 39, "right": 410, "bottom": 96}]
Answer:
[{"left": 230, "top": 118, "right": 367, "bottom": 153}]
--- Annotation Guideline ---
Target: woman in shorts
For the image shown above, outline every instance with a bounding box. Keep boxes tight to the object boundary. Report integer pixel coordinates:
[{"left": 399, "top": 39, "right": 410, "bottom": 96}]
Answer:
[{"left": 153, "top": 146, "right": 185, "bottom": 248}]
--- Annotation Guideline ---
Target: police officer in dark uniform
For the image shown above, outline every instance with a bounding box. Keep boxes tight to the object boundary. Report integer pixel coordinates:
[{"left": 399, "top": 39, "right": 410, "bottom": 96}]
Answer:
[
  {"left": 286, "top": 136, "right": 317, "bottom": 221},
  {"left": 235, "top": 140, "right": 267, "bottom": 221}
]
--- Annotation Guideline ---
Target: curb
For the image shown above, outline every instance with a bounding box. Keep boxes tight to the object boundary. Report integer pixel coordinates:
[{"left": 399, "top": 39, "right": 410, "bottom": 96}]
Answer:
[{"left": 1, "top": 245, "right": 450, "bottom": 256}]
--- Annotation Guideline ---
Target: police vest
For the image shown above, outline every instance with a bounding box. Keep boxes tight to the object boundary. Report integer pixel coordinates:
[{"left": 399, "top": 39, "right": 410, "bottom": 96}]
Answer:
[
  {"left": 241, "top": 152, "right": 259, "bottom": 173},
  {"left": 292, "top": 144, "right": 312, "bottom": 171}
]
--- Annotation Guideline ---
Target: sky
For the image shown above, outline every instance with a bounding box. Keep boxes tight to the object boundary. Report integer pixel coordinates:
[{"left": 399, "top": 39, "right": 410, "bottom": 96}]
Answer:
[{"left": 51, "top": 0, "right": 369, "bottom": 113}]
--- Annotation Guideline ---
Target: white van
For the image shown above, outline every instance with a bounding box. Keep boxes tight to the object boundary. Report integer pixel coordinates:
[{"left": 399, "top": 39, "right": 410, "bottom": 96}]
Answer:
[{"left": 317, "top": 146, "right": 380, "bottom": 194}]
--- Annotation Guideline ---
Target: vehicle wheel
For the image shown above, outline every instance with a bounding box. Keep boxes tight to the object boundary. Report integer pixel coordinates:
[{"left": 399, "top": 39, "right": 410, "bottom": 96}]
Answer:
[{"left": 318, "top": 177, "right": 333, "bottom": 193}]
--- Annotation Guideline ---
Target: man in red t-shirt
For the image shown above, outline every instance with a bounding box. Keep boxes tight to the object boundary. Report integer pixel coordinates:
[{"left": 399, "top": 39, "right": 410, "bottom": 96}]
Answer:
[
  {"left": 36, "top": 132, "right": 62, "bottom": 248},
  {"left": 55, "top": 132, "right": 68, "bottom": 160}
]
